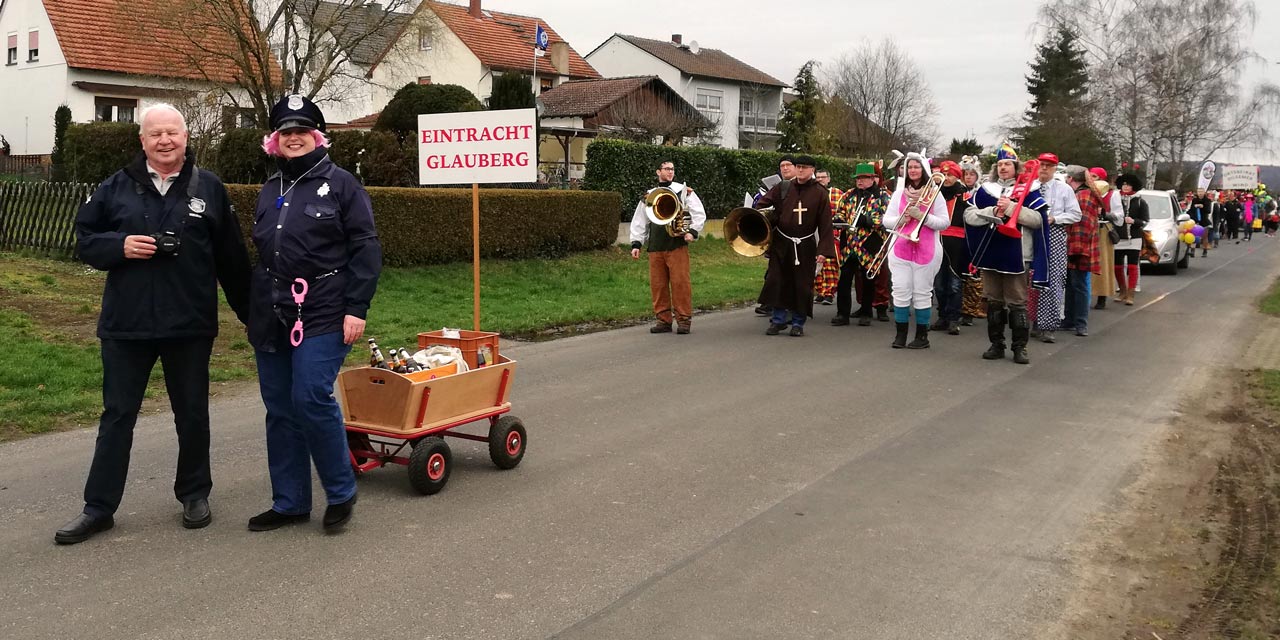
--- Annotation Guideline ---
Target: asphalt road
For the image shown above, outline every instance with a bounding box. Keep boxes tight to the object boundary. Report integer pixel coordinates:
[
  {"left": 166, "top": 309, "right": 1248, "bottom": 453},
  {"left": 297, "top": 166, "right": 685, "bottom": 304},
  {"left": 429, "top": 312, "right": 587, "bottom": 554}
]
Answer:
[{"left": 2, "top": 240, "right": 1276, "bottom": 640}]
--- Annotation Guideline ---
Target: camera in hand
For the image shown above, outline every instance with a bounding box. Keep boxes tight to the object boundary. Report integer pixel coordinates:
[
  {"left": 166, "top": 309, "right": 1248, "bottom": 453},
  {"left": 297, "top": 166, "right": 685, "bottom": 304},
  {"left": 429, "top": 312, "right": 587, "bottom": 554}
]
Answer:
[{"left": 150, "top": 231, "right": 181, "bottom": 256}]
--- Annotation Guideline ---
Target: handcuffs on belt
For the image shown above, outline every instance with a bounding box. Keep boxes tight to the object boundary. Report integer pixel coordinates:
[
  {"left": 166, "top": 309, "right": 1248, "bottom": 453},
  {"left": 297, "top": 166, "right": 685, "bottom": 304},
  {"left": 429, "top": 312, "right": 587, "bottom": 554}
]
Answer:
[{"left": 289, "top": 278, "right": 308, "bottom": 347}]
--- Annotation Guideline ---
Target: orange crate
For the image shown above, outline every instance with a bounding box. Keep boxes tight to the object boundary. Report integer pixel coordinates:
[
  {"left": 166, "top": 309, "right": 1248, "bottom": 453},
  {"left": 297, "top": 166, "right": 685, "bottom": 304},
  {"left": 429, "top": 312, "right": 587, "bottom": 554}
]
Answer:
[{"left": 417, "top": 329, "right": 500, "bottom": 369}]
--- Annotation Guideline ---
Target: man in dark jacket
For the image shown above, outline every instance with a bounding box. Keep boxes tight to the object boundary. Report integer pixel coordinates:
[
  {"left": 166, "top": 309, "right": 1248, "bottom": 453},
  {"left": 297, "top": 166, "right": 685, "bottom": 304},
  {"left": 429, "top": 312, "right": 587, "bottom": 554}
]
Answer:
[{"left": 57, "top": 104, "right": 251, "bottom": 544}]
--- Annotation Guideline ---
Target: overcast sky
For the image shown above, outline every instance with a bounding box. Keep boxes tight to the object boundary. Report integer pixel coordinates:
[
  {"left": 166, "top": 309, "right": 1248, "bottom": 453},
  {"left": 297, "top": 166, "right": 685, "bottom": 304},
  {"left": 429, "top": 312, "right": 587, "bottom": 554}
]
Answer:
[{"left": 477, "top": 0, "right": 1279, "bottom": 164}]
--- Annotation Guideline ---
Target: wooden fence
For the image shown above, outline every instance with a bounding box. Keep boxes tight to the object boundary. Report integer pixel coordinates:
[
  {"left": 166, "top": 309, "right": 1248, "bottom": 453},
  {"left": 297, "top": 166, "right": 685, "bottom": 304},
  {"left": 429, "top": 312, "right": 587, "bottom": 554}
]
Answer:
[
  {"left": 0, "top": 181, "right": 95, "bottom": 257},
  {"left": 0, "top": 154, "right": 53, "bottom": 180}
]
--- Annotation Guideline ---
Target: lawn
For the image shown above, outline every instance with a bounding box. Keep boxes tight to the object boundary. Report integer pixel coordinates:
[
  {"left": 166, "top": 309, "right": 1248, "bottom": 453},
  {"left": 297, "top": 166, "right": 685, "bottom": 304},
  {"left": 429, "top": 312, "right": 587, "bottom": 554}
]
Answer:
[
  {"left": 0, "top": 239, "right": 762, "bottom": 439},
  {"left": 1261, "top": 276, "right": 1280, "bottom": 317}
]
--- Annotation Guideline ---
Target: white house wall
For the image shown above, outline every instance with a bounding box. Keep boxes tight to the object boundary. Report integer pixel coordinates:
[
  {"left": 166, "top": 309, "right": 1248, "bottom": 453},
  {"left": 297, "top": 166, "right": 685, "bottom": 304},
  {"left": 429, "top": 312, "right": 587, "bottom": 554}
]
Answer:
[
  {"left": 585, "top": 37, "right": 683, "bottom": 92},
  {"left": 0, "top": 0, "right": 68, "bottom": 155},
  {"left": 370, "top": 10, "right": 488, "bottom": 112}
]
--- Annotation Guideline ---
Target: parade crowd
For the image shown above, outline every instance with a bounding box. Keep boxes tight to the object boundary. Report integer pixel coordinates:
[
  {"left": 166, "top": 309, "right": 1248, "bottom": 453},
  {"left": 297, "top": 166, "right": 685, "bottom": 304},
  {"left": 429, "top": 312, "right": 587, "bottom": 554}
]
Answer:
[{"left": 631, "top": 145, "right": 1280, "bottom": 365}]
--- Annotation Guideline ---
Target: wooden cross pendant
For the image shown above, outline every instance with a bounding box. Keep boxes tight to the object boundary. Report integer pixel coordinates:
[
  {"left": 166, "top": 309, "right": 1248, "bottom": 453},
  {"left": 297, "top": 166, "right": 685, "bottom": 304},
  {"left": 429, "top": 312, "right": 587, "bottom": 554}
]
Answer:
[{"left": 794, "top": 202, "right": 808, "bottom": 225}]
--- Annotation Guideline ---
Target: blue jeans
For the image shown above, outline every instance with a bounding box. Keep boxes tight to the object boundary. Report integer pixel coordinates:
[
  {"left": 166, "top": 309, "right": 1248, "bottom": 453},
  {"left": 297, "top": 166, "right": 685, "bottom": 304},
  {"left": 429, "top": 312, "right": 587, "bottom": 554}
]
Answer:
[
  {"left": 255, "top": 331, "right": 355, "bottom": 514},
  {"left": 1063, "top": 269, "right": 1091, "bottom": 331},
  {"left": 771, "top": 308, "right": 806, "bottom": 327},
  {"left": 933, "top": 267, "right": 962, "bottom": 323}
]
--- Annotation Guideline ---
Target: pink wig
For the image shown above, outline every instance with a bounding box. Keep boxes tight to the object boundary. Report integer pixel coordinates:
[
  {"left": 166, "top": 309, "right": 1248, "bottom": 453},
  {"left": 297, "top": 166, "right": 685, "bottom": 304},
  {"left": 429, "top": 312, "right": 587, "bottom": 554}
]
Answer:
[{"left": 261, "top": 129, "right": 331, "bottom": 156}]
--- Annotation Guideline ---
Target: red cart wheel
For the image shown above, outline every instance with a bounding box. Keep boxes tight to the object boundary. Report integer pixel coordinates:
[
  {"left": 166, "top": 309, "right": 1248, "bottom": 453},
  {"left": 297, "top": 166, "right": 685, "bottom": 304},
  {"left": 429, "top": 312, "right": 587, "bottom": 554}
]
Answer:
[
  {"left": 488, "top": 416, "right": 527, "bottom": 470},
  {"left": 407, "top": 436, "right": 452, "bottom": 495}
]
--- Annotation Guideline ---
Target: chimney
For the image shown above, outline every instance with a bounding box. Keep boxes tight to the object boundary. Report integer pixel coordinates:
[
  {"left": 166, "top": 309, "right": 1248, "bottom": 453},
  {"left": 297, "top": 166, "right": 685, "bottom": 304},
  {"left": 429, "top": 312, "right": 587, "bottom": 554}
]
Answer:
[
  {"left": 671, "top": 34, "right": 682, "bottom": 46},
  {"left": 549, "top": 41, "right": 569, "bottom": 75},
  {"left": 469, "top": 0, "right": 482, "bottom": 18}
]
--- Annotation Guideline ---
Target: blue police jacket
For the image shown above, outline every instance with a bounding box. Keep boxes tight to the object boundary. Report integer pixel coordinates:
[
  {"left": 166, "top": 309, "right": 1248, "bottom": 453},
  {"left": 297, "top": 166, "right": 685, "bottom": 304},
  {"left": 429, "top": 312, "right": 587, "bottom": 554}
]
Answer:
[
  {"left": 249, "top": 148, "right": 382, "bottom": 352},
  {"left": 75, "top": 152, "right": 251, "bottom": 340}
]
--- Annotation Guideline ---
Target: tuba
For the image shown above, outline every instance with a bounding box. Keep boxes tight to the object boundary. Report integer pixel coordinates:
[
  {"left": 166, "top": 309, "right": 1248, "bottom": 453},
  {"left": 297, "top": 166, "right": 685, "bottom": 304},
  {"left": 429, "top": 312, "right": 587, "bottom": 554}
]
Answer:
[
  {"left": 724, "top": 206, "right": 773, "bottom": 257},
  {"left": 644, "top": 187, "right": 691, "bottom": 237}
]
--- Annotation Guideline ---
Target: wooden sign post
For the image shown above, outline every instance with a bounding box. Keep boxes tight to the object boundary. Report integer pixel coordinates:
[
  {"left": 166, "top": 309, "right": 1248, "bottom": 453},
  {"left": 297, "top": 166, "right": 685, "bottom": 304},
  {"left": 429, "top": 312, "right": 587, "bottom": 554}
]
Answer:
[{"left": 417, "top": 108, "right": 538, "bottom": 331}]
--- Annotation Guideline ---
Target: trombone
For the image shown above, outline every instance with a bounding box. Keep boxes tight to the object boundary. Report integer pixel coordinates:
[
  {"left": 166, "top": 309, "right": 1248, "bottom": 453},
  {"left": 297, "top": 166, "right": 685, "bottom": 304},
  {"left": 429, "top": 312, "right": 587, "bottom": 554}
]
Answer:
[{"left": 867, "top": 172, "right": 944, "bottom": 278}]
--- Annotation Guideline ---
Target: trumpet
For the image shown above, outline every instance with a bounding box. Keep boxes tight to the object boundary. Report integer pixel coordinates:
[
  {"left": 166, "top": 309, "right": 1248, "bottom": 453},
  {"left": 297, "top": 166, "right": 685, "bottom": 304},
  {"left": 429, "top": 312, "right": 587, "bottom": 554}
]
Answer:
[{"left": 644, "top": 187, "right": 691, "bottom": 237}]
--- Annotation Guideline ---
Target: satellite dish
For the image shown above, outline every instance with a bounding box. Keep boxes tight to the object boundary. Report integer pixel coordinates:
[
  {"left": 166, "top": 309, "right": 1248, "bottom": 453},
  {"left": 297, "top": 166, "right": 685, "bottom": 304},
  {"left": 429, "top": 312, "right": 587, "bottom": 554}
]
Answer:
[{"left": 688, "top": 41, "right": 700, "bottom": 55}]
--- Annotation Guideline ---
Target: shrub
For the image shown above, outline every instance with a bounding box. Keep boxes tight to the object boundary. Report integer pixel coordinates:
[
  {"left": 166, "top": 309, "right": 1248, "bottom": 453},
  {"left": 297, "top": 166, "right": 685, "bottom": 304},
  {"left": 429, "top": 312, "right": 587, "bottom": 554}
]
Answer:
[
  {"left": 327, "top": 130, "right": 417, "bottom": 187},
  {"left": 375, "top": 83, "right": 483, "bottom": 141},
  {"left": 225, "top": 184, "right": 620, "bottom": 266},
  {"left": 583, "top": 139, "right": 868, "bottom": 220},
  {"left": 488, "top": 73, "right": 535, "bottom": 110},
  {"left": 50, "top": 105, "right": 73, "bottom": 181},
  {"left": 212, "top": 128, "right": 273, "bottom": 185},
  {"left": 61, "top": 122, "right": 141, "bottom": 183}
]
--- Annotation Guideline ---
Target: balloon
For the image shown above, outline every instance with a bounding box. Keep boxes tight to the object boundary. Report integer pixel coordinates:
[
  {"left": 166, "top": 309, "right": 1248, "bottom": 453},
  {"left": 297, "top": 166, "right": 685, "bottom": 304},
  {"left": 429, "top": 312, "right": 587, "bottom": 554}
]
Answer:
[
  {"left": 1180, "top": 221, "right": 1194, "bottom": 232},
  {"left": 1192, "top": 224, "right": 1205, "bottom": 237}
]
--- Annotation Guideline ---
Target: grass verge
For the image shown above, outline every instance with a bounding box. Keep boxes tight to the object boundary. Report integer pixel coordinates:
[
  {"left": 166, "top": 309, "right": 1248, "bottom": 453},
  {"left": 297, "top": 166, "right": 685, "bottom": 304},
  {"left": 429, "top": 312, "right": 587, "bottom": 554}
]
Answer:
[
  {"left": 0, "top": 239, "right": 761, "bottom": 439},
  {"left": 1260, "top": 276, "right": 1280, "bottom": 317}
]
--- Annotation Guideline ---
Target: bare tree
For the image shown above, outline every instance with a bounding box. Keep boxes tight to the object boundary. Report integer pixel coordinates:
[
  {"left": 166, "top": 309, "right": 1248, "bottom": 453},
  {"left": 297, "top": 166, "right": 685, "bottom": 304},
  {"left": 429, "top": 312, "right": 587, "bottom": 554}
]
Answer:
[
  {"left": 132, "top": 0, "right": 427, "bottom": 128},
  {"left": 599, "top": 95, "right": 717, "bottom": 146},
  {"left": 823, "top": 39, "right": 940, "bottom": 155},
  {"left": 1038, "top": 0, "right": 1279, "bottom": 187}
]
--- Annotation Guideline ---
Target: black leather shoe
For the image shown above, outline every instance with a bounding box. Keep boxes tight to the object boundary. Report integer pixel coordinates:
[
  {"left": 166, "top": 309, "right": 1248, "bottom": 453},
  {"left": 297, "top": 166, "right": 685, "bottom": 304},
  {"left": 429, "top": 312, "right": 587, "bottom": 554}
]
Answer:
[
  {"left": 788, "top": 325, "right": 804, "bottom": 337},
  {"left": 247, "top": 509, "right": 310, "bottom": 532},
  {"left": 830, "top": 315, "right": 850, "bottom": 326},
  {"left": 856, "top": 316, "right": 872, "bottom": 327},
  {"left": 765, "top": 323, "right": 786, "bottom": 335},
  {"left": 55, "top": 513, "right": 114, "bottom": 545},
  {"left": 182, "top": 498, "right": 212, "bottom": 529},
  {"left": 875, "top": 308, "right": 890, "bottom": 322},
  {"left": 754, "top": 305, "right": 772, "bottom": 316},
  {"left": 323, "top": 495, "right": 357, "bottom": 531}
]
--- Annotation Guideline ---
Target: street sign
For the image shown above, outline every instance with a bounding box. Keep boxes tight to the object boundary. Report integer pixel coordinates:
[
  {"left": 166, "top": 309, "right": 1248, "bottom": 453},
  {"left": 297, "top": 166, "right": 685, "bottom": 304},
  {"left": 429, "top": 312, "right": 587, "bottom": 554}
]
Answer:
[{"left": 418, "top": 108, "right": 538, "bottom": 185}]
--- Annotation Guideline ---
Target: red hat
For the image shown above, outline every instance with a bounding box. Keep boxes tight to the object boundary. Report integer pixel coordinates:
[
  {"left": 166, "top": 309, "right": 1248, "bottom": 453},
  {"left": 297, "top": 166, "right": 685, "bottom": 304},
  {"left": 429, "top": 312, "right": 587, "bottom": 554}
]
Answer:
[
  {"left": 1089, "top": 167, "right": 1108, "bottom": 180},
  {"left": 938, "top": 160, "right": 963, "bottom": 179},
  {"left": 1037, "top": 152, "right": 1059, "bottom": 164}
]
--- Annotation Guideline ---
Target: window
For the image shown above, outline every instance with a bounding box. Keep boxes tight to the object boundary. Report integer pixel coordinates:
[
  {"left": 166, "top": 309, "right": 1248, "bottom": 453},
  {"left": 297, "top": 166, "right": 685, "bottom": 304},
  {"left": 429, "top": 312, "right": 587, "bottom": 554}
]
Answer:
[
  {"left": 740, "top": 98, "right": 753, "bottom": 114},
  {"left": 540, "top": 77, "right": 553, "bottom": 90},
  {"left": 695, "top": 89, "right": 722, "bottom": 112},
  {"left": 6, "top": 33, "right": 16, "bottom": 65},
  {"left": 220, "top": 106, "right": 257, "bottom": 130},
  {"left": 27, "top": 30, "right": 38, "bottom": 62},
  {"left": 418, "top": 29, "right": 433, "bottom": 51},
  {"left": 417, "top": 76, "right": 432, "bottom": 85},
  {"left": 95, "top": 97, "right": 137, "bottom": 123}
]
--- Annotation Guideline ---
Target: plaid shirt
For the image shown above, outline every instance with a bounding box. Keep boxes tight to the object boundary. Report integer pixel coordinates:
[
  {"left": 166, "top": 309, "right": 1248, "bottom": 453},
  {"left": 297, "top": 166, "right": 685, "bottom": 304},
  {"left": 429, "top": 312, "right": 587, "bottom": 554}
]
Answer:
[{"left": 1068, "top": 186, "right": 1101, "bottom": 273}]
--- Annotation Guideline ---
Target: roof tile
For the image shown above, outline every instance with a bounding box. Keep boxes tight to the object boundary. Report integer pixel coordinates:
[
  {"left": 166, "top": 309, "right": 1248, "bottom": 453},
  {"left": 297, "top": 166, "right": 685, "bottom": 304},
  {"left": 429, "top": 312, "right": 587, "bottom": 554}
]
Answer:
[
  {"left": 427, "top": 2, "right": 599, "bottom": 79},
  {"left": 611, "top": 34, "right": 786, "bottom": 87}
]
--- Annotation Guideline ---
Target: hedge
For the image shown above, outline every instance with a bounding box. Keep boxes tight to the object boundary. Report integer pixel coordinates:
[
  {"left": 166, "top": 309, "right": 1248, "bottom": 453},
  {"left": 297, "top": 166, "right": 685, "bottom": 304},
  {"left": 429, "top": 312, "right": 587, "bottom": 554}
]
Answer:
[
  {"left": 60, "top": 122, "right": 142, "bottom": 184},
  {"left": 213, "top": 127, "right": 273, "bottom": 185},
  {"left": 583, "top": 139, "right": 869, "bottom": 221},
  {"left": 225, "top": 184, "right": 620, "bottom": 266}
]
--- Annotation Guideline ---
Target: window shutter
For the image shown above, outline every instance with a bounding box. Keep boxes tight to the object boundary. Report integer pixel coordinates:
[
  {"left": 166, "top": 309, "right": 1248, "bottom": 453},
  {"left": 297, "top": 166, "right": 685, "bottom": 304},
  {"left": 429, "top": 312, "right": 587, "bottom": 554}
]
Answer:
[
  {"left": 7, "top": 34, "right": 16, "bottom": 49},
  {"left": 28, "top": 30, "right": 37, "bottom": 50}
]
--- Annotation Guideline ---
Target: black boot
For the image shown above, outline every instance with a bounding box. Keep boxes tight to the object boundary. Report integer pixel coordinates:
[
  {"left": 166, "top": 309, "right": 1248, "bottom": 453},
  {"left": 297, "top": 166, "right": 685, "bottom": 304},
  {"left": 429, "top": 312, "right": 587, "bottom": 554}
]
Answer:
[
  {"left": 907, "top": 323, "right": 930, "bottom": 349},
  {"left": 1010, "top": 306, "right": 1030, "bottom": 365},
  {"left": 982, "top": 303, "right": 1007, "bottom": 360},
  {"left": 876, "top": 306, "right": 890, "bottom": 322},
  {"left": 1093, "top": 297, "right": 1106, "bottom": 310},
  {"left": 891, "top": 322, "right": 909, "bottom": 348}
]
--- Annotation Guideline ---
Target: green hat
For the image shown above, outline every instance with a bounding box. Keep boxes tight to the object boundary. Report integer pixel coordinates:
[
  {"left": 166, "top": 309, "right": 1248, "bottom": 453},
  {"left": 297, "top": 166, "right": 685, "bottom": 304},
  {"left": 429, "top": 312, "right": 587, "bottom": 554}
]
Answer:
[{"left": 854, "top": 163, "right": 876, "bottom": 178}]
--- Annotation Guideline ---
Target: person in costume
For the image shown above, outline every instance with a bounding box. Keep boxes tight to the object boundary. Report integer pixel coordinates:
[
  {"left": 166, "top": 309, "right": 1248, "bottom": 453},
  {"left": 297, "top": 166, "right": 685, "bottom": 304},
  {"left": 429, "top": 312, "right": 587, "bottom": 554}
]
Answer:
[
  {"left": 1090, "top": 167, "right": 1124, "bottom": 310},
  {"left": 755, "top": 155, "right": 798, "bottom": 316},
  {"left": 958, "top": 156, "right": 986, "bottom": 326},
  {"left": 629, "top": 159, "right": 707, "bottom": 334},
  {"left": 756, "top": 155, "right": 836, "bottom": 336},
  {"left": 1027, "top": 153, "right": 1079, "bottom": 344},
  {"left": 964, "top": 143, "right": 1050, "bottom": 365},
  {"left": 1111, "top": 172, "right": 1149, "bottom": 305},
  {"left": 831, "top": 162, "right": 890, "bottom": 327},
  {"left": 1188, "top": 188, "right": 1215, "bottom": 257},
  {"left": 881, "top": 153, "right": 950, "bottom": 349},
  {"left": 1061, "top": 165, "right": 1102, "bottom": 337},
  {"left": 931, "top": 160, "right": 969, "bottom": 336},
  {"left": 813, "top": 168, "right": 841, "bottom": 305}
]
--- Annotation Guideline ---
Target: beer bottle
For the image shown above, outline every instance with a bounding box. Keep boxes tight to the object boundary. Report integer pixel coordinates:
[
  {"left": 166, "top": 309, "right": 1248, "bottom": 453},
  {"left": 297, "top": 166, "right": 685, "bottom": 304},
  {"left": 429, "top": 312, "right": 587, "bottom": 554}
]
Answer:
[
  {"left": 399, "top": 349, "right": 419, "bottom": 372},
  {"left": 368, "top": 338, "right": 388, "bottom": 369}
]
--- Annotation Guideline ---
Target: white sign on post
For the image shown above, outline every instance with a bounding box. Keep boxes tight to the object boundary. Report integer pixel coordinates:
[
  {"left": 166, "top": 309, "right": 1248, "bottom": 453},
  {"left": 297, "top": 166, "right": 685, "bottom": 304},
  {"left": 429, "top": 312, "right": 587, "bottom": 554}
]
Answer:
[
  {"left": 418, "top": 108, "right": 538, "bottom": 185},
  {"left": 1221, "top": 165, "right": 1259, "bottom": 190}
]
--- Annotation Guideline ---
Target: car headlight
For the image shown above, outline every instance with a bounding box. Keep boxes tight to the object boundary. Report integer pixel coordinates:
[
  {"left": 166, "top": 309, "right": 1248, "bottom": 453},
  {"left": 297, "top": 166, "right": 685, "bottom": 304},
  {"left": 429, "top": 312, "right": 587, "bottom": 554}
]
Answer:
[{"left": 1149, "top": 229, "right": 1169, "bottom": 244}]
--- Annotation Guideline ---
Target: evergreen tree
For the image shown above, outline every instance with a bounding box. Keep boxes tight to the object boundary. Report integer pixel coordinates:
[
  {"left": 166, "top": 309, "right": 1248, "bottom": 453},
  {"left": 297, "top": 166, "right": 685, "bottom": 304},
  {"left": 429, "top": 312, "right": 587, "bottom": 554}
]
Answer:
[
  {"left": 1016, "top": 26, "right": 1114, "bottom": 169},
  {"left": 375, "top": 83, "right": 483, "bottom": 141},
  {"left": 777, "top": 61, "right": 821, "bottom": 153},
  {"left": 947, "top": 137, "right": 983, "bottom": 157},
  {"left": 488, "top": 73, "right": 536, "bottom": 110},
  {"left": 50, "top": 105, "right": 72, "bottom": 181}
]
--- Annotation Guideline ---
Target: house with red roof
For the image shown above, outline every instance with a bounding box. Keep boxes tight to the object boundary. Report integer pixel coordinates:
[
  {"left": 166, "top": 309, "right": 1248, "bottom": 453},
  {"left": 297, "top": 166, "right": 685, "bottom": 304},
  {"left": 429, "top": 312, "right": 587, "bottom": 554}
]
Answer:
[
  {"left": 315, "top": 0, "right": 599, "bottom": 126},
  {"left": 0, "top": 0, "right": 268, "bottom": 155},
  {"left": 587, "top": 34, "right": 788, "bottom": 151}
]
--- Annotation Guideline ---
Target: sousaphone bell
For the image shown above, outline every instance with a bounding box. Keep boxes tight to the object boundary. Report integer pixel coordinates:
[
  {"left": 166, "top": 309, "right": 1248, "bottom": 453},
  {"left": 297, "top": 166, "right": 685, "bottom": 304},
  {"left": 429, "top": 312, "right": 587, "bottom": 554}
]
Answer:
[
  {"left": 644, "top": 187, "right": 690, "bottom": 237},
  {"left": 724, "top": 206, "right": 773, "bottom": 257}
]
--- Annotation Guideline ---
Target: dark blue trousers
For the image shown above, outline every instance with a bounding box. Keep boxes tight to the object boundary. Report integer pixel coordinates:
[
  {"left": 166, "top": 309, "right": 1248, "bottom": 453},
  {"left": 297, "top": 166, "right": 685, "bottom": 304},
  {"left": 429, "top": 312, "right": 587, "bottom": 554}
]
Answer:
[
  {"left": 84, "top": 338, "right": 214, "bottom": 518},
  {"left": 255, "top": 331, "right": 355, "bottom": 515}
]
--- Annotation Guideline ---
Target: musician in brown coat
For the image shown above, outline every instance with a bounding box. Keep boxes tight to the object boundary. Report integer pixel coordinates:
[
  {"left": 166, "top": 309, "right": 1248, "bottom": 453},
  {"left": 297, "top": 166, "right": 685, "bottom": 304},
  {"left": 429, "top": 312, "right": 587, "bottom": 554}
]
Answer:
[{"left": 755, "top": 155, "right": 836, "bottom": 336}]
